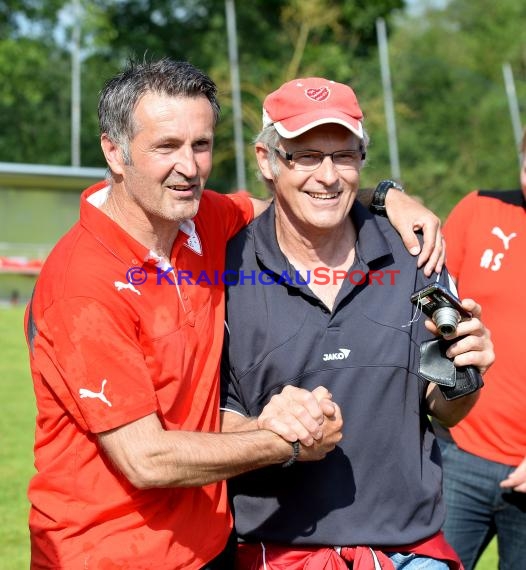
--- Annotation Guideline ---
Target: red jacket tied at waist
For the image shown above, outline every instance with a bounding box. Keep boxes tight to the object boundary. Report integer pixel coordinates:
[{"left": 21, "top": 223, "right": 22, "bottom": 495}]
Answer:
[{"left": 236, "top": 531, "right": 464, "bottom": 570}]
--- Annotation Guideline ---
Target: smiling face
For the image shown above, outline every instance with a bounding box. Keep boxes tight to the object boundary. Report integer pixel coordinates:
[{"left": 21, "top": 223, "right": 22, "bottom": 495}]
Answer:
[
  {"left": 256, "top": 124, "right": 362, "bottom": 238},
  {"left": 103, "top": 91, "right": 215, "bottom": 229}
]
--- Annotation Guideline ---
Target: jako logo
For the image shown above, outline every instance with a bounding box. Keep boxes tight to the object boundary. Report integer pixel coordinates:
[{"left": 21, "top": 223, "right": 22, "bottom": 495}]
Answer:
[{"left": 322, "top": 348, "right": 351, "bottom": 362}]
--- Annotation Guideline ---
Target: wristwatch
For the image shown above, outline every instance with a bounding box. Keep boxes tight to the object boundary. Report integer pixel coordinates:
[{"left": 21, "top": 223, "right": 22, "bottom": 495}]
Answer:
[{"left": 370, "top": 179, "right": 405, "bottom": 216}]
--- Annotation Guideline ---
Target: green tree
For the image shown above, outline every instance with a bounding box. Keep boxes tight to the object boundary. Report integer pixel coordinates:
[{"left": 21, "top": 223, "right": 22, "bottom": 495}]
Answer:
[
  {"left": 3, "top": 0, "right": 523, "bottom": 214},
  {"left": 0, "top": 0, "right": 63, "bottom": 36},
  {"left": 86, "top": 0, "right": 405, "bottom": 193},
  {"left": 386, "top": 0, "right": 526, "bottom": 217},
  {"left": 0, "top": 37, "right": 71, "bottom": 164}
]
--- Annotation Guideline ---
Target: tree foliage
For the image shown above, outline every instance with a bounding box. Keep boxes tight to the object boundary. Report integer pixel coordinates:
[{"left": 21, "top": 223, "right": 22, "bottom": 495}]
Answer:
[
  {"left": 386, "top": 0, "right": 526, "bottom": 216},
  {"left": 0, "top": 0, "right": 524, "bottom": 216}
]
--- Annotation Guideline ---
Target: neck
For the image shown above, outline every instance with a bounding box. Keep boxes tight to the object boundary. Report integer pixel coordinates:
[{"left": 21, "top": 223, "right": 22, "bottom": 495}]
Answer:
[
  {"left": 276, "top": 214, "right": 356, "bottom": 271},
  {"left": 274, "top": 210, "right": 357, "bottom": 312},
  {"left": 100, "top": 185, "right": 179, "bottom": 261}
]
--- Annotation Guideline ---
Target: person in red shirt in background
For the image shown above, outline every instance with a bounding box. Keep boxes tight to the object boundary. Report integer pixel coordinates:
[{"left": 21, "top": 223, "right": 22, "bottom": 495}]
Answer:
[
  {"left": 25, "top": 57, "right": 446, "bottom": 570},
  {"left": 437, "top": 129, "right": 526, "bottom": 570}
]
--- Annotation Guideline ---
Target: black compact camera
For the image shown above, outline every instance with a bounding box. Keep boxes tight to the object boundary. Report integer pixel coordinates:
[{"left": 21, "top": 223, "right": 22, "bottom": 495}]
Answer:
[{"left": 410, "top": 283, "right": 471, "bottom": 336}]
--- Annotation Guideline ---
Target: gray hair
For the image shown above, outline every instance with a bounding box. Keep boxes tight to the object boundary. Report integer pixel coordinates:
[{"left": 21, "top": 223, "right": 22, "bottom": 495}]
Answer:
[
  {"left": 98, "top": 58, "right": 220, "bottom": 163},
  {"left": 254, "top": 125, "right": 282, "bottom": 179}
]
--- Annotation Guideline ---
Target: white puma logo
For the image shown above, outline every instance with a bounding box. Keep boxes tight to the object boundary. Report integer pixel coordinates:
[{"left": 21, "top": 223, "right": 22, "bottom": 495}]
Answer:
[
  {"left": 114, "top": 281, "right": 141, "bottom": 295},
  {"left": 79, "top": 379, "right": 112, "bottom": 407},
  {"left": 491, "top": 226, "right": 517, "bottom": 250}
]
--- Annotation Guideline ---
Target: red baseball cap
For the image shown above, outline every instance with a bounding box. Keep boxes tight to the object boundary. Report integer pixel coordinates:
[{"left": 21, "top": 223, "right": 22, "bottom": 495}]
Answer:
[{"left": 262, "top": 77, "right": 364, "bottom": 139}]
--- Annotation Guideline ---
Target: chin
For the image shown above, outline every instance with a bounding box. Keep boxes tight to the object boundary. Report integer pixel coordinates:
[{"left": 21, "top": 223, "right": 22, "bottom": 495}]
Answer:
[{"left": 172, "top": 205, "right": 200, "bottom": 223}]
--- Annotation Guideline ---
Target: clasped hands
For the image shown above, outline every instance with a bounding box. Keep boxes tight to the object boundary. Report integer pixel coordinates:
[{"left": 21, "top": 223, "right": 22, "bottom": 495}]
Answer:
[{"left": 257, "top": 385, "right": 343, "bottom": 463}]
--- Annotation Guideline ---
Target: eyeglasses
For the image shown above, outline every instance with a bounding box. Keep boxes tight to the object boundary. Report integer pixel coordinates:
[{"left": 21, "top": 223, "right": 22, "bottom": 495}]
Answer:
[{"left": 272, "top": 147, "right": 365, "bottom": 171}]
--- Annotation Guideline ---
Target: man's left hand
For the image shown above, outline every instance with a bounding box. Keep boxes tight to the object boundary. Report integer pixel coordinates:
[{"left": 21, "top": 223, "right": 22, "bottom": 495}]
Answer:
[
  {"left": 425, "top": 298, "right": 495, "bottom": 375},
  {"left": 385, "top": 190, "right": 445, "bottom": 276}
]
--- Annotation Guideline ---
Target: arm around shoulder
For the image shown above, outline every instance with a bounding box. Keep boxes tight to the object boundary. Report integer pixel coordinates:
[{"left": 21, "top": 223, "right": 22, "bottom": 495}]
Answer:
[{"left": 359, "top": 181, "right": 445, "bottom": 276}]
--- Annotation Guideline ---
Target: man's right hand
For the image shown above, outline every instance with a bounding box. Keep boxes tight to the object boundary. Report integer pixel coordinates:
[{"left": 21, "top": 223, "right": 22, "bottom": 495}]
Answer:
[{"left": 257, "top": 385, "right": 342, "bottom": 447}]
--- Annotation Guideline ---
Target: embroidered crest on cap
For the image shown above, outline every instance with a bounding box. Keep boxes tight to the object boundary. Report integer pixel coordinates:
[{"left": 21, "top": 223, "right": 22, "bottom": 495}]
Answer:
[{"left": 305, "top": 86, "right": 330, "bottom": 102}]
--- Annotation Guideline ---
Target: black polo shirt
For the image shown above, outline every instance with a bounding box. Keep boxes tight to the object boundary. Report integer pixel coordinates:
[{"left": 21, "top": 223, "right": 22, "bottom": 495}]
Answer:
[{"left": 221, "top": 202, "right": 447, "bottom": 547}]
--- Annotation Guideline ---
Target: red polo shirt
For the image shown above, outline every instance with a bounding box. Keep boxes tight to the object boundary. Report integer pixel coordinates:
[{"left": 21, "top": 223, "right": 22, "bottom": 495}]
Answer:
[
  {"left": 26, "top": 181, "right": 253, "bottom": 569},
  {"left": 444, "top": 190, "right": 526, "bottom": 465}
]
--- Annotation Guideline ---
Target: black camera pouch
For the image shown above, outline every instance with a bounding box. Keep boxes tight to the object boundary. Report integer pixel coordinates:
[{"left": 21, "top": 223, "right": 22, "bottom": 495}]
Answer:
[{"left": 419, "top": 337, "right": 484, "bottom": 400}]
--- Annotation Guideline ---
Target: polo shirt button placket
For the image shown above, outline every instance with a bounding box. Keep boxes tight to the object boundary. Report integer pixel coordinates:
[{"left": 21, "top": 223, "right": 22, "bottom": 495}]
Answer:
[{"left": 180, "top": 285, "right": 195, "bottom": 326}]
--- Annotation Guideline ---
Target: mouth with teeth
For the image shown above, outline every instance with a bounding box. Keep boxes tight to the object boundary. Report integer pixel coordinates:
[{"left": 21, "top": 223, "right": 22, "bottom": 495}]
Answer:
[
  {"left": 306, "top": 191, "right": 340, "bottom": 200},
  {"left": 166, "top": 184, "right": 197, "bottom": 195}
]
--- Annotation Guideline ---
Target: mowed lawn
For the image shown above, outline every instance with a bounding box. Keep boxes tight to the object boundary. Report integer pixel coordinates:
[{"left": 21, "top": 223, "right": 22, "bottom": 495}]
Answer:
[
  {"left": 1, "top": 305, "right": 34, "bottom": 569},
  {"left": 0, "top": 305, "right": 498, "bottom": 569}
]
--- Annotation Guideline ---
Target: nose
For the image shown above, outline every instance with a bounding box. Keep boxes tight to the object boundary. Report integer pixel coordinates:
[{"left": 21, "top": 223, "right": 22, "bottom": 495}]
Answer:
[
  {"left": 315, "top": 154, "right": 339, "bottom": 184},
  {"left": 173, "top": 146, "right": 198, "bottom": 179}
]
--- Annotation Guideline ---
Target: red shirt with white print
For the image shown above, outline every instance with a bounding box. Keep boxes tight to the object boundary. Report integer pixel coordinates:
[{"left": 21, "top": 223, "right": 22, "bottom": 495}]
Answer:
[
  {"left": 26, "top": 181, "right": 253, "bottom": 569},
  {"left": 444, "top": 189, "right": 526, "bottom": 466}
]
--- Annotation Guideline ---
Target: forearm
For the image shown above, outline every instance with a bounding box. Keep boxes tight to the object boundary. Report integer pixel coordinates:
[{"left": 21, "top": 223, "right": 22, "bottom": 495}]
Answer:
[
  {"left": 220, "top": 409, "right": 258, "bottom": 432},
  {"left": 426, "top": 383, "right": 480, "bottom": 427},
  {"left": 149, "top": 429, "right": 290, "bottom": 487},
  {"left": 99, "top": 413, "right": 290, "bottom": 489}
]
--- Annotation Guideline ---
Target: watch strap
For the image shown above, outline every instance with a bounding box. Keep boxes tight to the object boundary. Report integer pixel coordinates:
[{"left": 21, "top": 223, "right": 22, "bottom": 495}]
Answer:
[
  {"left": 282, "top": 440, "right": 300, "bottom": 468},
  {"left": 371, "top": 179, "right": 404, "bottom": 216}
]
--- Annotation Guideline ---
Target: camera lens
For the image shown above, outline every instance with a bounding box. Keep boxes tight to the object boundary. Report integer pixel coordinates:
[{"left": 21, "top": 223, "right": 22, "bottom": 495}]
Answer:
[{"left": 432, "top": 307, "right": 460, "bottom": 336}]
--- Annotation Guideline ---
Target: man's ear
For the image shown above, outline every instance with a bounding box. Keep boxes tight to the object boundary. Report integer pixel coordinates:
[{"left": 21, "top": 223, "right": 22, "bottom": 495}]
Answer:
[
  {"left": 255, "top": 142, "right": 274, "bottom": 181},
  {"left": 100, "top": 134, "right": 126, "bottom": 176}
]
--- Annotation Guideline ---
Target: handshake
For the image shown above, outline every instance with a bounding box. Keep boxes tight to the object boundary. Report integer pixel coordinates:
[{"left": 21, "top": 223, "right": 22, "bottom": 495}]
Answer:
[{"left": 257, "top": 385, "right": 343, "bottom": 466}]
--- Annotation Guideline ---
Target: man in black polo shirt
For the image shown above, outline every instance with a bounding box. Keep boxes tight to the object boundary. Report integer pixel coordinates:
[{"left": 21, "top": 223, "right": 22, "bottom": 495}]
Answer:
[{"left": 220, "top": 77, "right": 494, "bottom": 569}]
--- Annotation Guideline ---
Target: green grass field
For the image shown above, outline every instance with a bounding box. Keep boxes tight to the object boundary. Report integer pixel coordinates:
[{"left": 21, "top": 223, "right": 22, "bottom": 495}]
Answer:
[
  {"left": 0, "top": 305, "right": 498, "bottom": 569},
  {"left": 1, "top": 305, "right": 34, "bottom": 569}
]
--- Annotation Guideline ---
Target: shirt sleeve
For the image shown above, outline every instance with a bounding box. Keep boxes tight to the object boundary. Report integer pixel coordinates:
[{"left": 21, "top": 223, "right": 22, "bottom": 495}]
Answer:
[
  {"left": 225, "top": 191, "right": 255, "bottom": 238},
  {"left": 219, "top": 325, "right": 249, "bottom": 416},
  {"left": 202, "top": 190, "right": 254, "bottom": 242},
  {"left": 33, "top": 296, "right": 158, "bottom": 433}
]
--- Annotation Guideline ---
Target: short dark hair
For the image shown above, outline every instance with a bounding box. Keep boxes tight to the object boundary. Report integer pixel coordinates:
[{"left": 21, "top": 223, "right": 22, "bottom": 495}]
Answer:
[{"left": 98, "top": 58, "right": 220, "bottom": 158}]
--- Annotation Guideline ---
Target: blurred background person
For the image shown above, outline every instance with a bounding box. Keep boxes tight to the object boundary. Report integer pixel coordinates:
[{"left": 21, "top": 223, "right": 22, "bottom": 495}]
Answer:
[{"left": 437, "top": 128, "right": 526, "bottom": 570}]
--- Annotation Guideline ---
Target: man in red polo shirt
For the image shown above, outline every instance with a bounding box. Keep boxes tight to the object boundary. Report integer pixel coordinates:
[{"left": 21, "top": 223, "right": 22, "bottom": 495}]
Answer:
[
  {"left": 436, "top": 129, "right": 526, "bottom": 569},
  {"left": 25, "top": 58, "right": 446, "bottom": 569}
]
